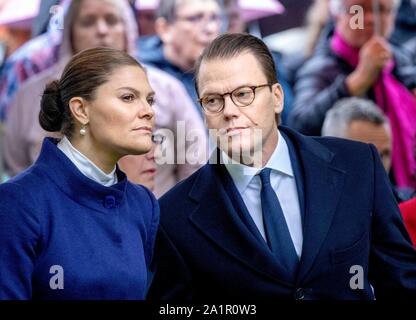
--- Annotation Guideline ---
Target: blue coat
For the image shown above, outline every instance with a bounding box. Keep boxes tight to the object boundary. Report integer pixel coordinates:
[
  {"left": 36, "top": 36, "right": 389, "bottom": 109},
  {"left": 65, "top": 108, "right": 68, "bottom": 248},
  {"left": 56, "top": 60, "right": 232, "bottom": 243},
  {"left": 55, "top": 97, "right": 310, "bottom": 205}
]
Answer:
[
  {"left": 148, "top": 126, "right": 416, "bottom": 300},
  {"left": 0, "top": 138, "right": 159, "bottom": 300}
]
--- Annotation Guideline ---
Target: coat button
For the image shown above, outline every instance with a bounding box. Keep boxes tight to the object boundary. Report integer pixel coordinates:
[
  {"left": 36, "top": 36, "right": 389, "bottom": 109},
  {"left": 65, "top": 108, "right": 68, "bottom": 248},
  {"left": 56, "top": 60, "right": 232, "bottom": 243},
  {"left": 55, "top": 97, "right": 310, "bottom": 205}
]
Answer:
[
  {"left": 294, "top": 288, "right": 305, "bottom": 300},
  {"left": 103, "top": 195, "right": 117, "bottom": 209}
]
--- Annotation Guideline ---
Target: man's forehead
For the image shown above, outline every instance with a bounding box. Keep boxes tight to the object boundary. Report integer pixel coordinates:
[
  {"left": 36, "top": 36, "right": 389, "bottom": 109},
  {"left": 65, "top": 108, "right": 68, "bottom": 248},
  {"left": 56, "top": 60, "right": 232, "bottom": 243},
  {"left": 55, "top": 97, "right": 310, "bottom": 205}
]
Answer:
[{"left": 198, "top": 55, "right": 266, "bottom": 94}]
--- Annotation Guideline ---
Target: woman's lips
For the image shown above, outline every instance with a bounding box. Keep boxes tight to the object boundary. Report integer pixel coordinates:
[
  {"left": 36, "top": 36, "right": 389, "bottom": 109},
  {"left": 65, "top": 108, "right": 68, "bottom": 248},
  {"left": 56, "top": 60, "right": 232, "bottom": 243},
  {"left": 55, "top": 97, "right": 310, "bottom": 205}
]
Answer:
[
  {"left": 133, "top": 126, "right": 152, "bottom": 133},
  {"left": 141, "top": 168, "right": 156, "bottom": 175}
]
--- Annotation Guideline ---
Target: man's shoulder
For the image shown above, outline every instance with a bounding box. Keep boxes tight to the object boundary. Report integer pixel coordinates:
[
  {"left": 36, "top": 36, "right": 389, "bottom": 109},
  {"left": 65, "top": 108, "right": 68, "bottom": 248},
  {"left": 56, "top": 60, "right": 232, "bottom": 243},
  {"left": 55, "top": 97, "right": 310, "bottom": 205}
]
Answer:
[
  {"left": 282, "top": 127, "right": 374, "bottom": 168},
  {"left": 312, "top": 135, "right": 371, "bottom": 152},
  {"left": 159, "top": 164, "right": 209, "bottom": 204},
  {"left": 158, "top": 164, "right": 211, "bottom": 226}
]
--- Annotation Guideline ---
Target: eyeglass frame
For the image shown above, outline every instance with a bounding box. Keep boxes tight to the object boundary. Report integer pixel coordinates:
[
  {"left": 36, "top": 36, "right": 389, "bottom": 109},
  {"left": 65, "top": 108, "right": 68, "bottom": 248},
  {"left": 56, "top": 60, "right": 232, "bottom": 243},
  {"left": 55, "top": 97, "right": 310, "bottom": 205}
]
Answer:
[
  {"left": 151, "top": 133, "right": 166, "bottom": 145},
  {"left": 197, "top": 83, "right": 275, "bottom": 114}
]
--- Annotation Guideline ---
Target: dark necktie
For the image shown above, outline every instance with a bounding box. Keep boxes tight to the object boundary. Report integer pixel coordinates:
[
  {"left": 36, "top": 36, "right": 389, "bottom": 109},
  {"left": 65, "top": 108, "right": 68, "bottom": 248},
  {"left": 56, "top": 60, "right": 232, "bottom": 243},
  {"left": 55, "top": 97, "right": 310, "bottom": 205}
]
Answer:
[{"left": 259, "top": 168, "right": 299, "bottom": 279}]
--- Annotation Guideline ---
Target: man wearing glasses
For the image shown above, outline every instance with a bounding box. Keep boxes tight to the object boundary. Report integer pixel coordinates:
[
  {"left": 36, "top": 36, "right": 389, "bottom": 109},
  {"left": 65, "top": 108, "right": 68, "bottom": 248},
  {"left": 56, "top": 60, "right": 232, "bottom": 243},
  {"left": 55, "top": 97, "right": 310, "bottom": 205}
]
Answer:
[{"left": 148, "top": 33, "right": 416, "bottom": 300}]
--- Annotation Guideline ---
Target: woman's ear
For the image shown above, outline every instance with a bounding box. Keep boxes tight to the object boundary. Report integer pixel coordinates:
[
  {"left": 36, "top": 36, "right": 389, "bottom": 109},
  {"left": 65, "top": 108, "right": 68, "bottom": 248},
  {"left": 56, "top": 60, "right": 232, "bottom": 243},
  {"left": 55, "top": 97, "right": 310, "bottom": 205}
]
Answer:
[
  {"left": 273, "top": 83, "right": 284, "bottom": 115},
  {"left": 69, "top": 97, "right": 90, "bottom": 126}
]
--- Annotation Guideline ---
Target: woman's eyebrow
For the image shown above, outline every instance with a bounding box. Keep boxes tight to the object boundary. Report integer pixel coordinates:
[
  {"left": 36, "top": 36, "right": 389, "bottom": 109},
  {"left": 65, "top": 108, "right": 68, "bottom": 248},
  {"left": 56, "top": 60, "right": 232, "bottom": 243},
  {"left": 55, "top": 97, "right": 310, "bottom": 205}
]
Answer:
[
  {"left": 117, "top": 87, "right": 155, "bottom": 97},
  {"left": 117, "top": 87, "right": 140, "bottom": 95}
]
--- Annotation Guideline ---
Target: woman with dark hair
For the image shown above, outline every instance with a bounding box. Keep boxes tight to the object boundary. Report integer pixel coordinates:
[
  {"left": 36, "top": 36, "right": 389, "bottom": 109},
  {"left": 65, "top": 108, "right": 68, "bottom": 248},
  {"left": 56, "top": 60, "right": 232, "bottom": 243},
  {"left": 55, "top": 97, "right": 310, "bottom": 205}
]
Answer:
[{"left": 0, "top": 47, "right": 159, "bottom": 300}]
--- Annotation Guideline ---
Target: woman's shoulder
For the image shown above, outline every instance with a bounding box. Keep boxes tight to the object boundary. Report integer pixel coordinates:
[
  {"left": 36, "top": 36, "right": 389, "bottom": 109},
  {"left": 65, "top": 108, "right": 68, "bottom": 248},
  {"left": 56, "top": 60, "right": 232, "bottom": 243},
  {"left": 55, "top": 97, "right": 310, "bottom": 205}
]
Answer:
[
  {"left": 1, "top": 165, "right": 54, "bottom": 202},
  {"left": 126, "top": 182, "right": 158, "bottom": 208},
  {"left": 126, "top": 182, "right": 159, "bottom": 220}
]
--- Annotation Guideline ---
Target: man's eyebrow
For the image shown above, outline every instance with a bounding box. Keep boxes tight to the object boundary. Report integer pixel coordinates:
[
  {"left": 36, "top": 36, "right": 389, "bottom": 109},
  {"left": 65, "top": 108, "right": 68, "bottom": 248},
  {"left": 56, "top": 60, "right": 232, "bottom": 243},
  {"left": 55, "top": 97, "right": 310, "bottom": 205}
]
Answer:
[
  {"left": 117, "top": 87, "right": 155, "bottom": 96},
  {"left": 201, "top": 84, "right": 255, "bottom": 96}
]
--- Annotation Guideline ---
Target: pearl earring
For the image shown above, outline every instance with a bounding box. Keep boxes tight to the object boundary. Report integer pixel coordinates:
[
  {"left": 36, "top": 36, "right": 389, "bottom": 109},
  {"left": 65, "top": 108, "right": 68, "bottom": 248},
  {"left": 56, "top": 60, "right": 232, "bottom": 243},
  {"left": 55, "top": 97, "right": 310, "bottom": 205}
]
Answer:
[{"left": 80, "top": 125, "right": 87, "bottom": 136}]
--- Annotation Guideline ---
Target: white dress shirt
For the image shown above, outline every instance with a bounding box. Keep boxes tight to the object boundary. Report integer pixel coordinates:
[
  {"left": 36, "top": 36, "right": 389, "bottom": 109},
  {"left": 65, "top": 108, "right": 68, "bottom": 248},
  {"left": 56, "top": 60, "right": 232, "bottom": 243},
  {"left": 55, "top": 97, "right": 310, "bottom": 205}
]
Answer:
[
  {"left": 57, "top": 136, "right": 118, "bottom": 187},
  {"left": 223, "top": 130, "right": 303, "bottom": 258}
]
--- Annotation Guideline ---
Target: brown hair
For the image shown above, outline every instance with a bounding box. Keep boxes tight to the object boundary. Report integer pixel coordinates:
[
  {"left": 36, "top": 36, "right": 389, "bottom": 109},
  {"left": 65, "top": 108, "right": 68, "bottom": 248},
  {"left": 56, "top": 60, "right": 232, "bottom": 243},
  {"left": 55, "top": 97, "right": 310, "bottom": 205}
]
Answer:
[
  {"left": 194, "top": 33, "right": 278, "bottom": 96},
  {"left": 39, "top": 47, "right": 143, "bottom": 137}
]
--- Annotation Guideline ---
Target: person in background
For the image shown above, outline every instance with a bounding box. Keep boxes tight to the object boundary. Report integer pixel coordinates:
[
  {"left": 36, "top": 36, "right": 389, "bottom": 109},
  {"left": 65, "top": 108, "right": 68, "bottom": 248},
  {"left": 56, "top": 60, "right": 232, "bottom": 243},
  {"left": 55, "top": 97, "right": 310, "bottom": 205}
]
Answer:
[
  {"left": 31, "top": 0, "right": 138, "bottom": 37},
  {"left": 3, "top": 0, "right": 207, "bottom": 198},
  {"left": 289, "top": 0, "right": 416, "bottom": 191},
  {"left": 0, "top": 47, "right": 159, "bottom": 299},
  {"left": 138, "top": 0, "right": 222, "bottom": 116},
  {"left": 283, "top": 0, "right": 333, "bottom": 88},
  {"left": 223, "top": 0, "right": 245, "bottom": 33},
  {"left": 139, "top": 0, "right": 294, "bottom": 123},
  {"left": 390, "top": 0, "right": 416, "bottom": 45},
  {"left": 31, "top": 0, "right": 61, "bottom": 38},
  {"left": 223, "top": 0, "right": 294, "bottom": 124},
  {"left": 118, "top": 134, "right": 165, "bottom": 192},
  {"left": 322, "top": 97, "right": 415, "bottom": 202},
  {"left": 404, "top": 37, "right": 416, "bottom": 65},
  {"left": 0, "top": 0, "right": 70, "bottom": 121}
]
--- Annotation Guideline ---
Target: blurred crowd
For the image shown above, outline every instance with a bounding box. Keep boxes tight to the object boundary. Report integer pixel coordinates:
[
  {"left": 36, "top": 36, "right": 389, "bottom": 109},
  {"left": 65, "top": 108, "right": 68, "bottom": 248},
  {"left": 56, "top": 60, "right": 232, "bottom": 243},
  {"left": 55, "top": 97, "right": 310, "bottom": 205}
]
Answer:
[{"left": 0, "top": 0, "right": 415, "bottom": 205}]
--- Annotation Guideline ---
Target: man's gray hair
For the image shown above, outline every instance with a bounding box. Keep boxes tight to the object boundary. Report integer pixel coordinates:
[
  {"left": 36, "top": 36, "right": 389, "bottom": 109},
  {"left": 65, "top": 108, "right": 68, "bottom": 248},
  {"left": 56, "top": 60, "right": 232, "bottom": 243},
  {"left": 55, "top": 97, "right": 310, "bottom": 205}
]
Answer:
[
  {"left": 322, "top": 97, "right": 389, "bottom": 137},
  {"left": 329, "top": 0, "right": 401, "bottom": 16},
  {"left": 156, "top": 0, "right": 222, "bottom": 23}
]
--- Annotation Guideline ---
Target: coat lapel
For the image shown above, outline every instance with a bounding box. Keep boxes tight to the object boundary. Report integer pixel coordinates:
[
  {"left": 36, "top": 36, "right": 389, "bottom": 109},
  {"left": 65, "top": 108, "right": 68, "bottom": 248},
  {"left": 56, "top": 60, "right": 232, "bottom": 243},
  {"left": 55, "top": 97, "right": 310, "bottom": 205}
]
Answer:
[
  {"left": 188, "top": 163, "right": 292, "bottom": 286},
  {"left": 279, "top": 127, "right": 347, "bottom": 283},
  {"left": 188, "top": 127, "right": 347, "bottom": 286}
]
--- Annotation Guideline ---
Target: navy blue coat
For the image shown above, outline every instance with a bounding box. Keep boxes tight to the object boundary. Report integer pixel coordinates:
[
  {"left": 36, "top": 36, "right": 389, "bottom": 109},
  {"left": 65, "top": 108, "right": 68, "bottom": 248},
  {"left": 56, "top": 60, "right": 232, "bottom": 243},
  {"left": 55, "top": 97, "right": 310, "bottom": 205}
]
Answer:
[
  {"left": 0, "top": 138, "right": 159, "bottom": 300},
  {"left": 148, "top": 126, "right": 416, "bottom": 300}
]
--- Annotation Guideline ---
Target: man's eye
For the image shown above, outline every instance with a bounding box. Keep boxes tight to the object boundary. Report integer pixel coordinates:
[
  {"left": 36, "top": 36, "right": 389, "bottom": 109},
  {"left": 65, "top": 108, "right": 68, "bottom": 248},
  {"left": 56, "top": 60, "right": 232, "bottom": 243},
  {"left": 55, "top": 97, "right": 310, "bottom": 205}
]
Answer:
[
  {"left": 205, "top": 97, "right": 221, "bottom": 105},
  {"left": 235, "top": 90, "right": 251, "bottom": 97},
  {"left": 122, "top": 94, "right": 135, "bottom": 102}
]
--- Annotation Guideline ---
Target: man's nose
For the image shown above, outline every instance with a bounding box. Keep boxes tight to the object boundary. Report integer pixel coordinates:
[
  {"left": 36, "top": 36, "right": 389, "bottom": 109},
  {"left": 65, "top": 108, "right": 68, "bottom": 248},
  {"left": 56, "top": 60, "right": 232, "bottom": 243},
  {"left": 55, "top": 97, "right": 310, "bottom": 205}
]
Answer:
[
  {"left": 201, "top": 15, "right": 221, "bottom": 36},
  {"left": 222, "top": 94, "right": 240, "bottom": 120}
]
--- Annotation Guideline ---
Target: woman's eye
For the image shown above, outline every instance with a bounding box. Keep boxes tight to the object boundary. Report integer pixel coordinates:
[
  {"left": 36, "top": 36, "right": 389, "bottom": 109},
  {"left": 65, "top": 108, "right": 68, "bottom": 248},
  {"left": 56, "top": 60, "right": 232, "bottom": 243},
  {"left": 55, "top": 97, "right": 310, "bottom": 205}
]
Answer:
[{"left": 122, "top": 94, "right": 135, "bottom": 102}]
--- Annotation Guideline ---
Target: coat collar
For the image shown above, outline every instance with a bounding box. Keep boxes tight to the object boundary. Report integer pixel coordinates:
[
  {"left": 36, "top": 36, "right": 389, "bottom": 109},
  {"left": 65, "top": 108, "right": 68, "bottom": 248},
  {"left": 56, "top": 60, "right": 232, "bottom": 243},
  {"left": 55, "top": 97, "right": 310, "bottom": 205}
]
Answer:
[
  {"left": 188, "top": 126, "right": 346, "bottom": 284},
  {"left": 33, "top": 138, "right": 128, "bottom": 213}
]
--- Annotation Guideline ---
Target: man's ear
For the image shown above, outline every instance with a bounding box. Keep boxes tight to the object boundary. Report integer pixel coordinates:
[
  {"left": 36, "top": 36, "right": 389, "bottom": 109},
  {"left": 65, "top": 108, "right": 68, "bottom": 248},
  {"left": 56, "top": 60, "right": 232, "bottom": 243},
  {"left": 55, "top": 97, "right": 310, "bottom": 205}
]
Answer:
[
  {"left": 155, "top": 17, "right": 173, "bottom": 44},
  {"left": 69, "top": 97, "right": 90, "bottom": 126},
  {"left": 272, "top": 83, "right": 284, "bottom": 115}
]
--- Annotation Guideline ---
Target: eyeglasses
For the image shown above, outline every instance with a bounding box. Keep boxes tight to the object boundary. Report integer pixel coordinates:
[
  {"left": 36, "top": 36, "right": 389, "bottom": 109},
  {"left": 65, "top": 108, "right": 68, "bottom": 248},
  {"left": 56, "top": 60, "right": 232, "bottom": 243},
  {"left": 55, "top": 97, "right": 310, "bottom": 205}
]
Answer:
[
  {"left": 151, "top": 133, "right": 166, "bottom": 145},
  {"left": 198, "top": 84, "right": 273, "bottom": 114},
  {"left": 175, "top": 13, "right": 222, "bottom": 27}
]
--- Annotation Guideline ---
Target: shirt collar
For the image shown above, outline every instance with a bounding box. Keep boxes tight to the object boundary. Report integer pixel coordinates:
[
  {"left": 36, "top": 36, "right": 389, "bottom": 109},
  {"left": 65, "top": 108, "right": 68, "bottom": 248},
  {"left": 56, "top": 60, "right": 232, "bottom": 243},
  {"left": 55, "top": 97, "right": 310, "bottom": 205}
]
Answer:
[
  {"left": 57, "top": 136, "right": 118, "bottom": 187},
  {"left": 223, "top": 130, "right": 294, "bottom": 193}
]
